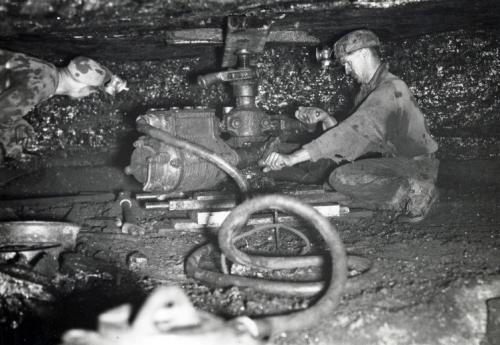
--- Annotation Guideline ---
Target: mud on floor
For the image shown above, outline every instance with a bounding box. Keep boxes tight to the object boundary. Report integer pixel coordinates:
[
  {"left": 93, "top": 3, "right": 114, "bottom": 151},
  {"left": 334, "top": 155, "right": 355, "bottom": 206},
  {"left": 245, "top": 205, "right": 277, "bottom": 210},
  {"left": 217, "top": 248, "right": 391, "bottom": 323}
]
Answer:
[{"left": 0, "top": 168, "right": 499, "bottom": 344}]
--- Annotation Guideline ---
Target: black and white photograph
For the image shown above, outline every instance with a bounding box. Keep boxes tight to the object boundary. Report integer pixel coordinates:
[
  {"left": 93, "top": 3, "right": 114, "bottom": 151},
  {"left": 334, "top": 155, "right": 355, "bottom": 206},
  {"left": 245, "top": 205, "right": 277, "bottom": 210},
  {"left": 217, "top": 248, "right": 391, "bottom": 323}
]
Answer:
[{"left": 0, "top": 0, "right": 499, "bottom": 344}]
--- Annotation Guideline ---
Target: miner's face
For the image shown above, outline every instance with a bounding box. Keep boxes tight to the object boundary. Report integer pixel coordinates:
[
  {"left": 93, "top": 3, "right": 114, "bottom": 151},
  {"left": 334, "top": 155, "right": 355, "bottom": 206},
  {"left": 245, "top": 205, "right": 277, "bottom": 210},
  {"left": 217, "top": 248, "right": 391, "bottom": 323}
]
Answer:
[{"left": 342, "top": 49, "right": 366, "bottom": 83}]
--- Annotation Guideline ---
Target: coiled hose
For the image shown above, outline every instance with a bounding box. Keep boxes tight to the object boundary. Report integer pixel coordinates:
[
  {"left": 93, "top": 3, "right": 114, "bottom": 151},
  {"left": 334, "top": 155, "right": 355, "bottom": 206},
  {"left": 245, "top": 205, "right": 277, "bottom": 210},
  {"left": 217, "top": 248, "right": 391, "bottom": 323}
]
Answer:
[{"left": 220, "top": 195, "right": 347, "bottom": 337}]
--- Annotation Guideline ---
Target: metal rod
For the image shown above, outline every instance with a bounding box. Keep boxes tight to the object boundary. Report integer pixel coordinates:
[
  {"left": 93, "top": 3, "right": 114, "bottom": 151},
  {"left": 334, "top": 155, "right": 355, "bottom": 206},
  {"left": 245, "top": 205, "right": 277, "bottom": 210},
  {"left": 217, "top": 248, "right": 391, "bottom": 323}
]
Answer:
[
  {"left": 0, "top": 193, "right": 116, "bottom": 207},
  {"left": 144, "top": 202, "right": 170, "bottom": 210},
  {"left": 135, "top": 192, "right": 185, "bottom": 200}
]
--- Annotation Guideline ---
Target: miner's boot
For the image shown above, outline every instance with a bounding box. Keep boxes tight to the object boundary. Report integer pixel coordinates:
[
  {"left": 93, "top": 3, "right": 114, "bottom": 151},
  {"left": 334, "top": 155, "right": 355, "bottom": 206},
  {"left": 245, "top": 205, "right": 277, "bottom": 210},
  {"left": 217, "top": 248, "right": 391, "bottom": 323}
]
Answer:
[{"left": 398, "top": 180, "right": 439, "bottom": 223}]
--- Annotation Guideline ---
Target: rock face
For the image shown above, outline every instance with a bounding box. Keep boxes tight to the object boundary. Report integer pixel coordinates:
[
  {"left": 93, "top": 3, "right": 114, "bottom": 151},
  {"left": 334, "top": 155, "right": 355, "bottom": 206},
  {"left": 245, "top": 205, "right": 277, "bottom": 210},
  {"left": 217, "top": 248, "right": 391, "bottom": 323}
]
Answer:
[
  {"left": 1, "top": 0, "right": 499, "bottom": 162},
  {"left": 17, "top": 30, "right": 500, "bottom": 162}
]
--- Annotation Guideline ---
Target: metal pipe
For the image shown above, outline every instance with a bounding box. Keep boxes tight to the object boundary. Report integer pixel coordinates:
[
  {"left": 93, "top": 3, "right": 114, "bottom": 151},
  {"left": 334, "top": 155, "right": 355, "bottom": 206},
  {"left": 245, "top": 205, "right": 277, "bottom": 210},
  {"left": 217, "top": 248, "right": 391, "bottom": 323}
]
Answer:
[
  {"left": 136, "top": 121, "right": 249, "bottom": 197},
  {"left": 135, "top": 192, "right": 185, "bottom": 200},
  {"left": 144, "top": 202, "right": 170, "bottom": 210},
  {"left": 216, "top": 195, "right": 347, "bottom": 337}
]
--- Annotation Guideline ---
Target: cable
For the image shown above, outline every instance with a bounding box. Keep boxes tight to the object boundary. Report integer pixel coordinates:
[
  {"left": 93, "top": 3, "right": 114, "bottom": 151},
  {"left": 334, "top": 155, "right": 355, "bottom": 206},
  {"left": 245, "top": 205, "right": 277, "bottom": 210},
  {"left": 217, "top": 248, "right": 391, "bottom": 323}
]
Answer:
[{"left": 197, "top": 195, "right": 347, "bottom": 337}]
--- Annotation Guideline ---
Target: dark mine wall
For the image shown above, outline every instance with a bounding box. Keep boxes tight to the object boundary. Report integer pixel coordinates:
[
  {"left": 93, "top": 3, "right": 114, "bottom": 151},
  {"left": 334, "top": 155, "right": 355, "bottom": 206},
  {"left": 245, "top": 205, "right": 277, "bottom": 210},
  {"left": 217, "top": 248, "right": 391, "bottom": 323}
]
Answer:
[{"left": 25, "top": 29, "right": 500, "bottom": 164}]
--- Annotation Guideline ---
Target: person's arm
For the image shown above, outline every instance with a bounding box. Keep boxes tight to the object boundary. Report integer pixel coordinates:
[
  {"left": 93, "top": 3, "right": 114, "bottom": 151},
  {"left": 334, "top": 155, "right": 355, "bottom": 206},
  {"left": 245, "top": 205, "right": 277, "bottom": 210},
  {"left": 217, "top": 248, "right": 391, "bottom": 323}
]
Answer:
[
  {"left": 286, "top": 149, "right": 311, "bottom": 166},
  {"left": 261, "top": 149, "right": 311, "bottom": 173},
  {"left": 303, "top": 84, "right": 399, "bottom": 163},
  {"left": 321, "top": 115, "right": 337, "bottom": 130}
]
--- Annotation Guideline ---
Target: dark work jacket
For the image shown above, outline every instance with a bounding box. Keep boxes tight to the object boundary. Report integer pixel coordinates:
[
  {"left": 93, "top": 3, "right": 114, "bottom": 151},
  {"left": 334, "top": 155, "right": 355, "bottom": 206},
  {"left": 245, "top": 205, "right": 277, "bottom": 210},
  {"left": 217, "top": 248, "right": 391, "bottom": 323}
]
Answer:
[{"left": 303, "top": 63, "right": 438, "bottom": 163}]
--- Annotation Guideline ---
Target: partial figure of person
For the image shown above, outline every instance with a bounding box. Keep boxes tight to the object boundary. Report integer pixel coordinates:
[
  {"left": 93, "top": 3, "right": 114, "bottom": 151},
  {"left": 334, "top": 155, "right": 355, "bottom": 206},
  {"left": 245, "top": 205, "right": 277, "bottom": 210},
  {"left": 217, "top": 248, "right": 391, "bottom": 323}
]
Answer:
[
  {"left": 0, "top": 49, "right": 128, "bottom": 163},
  {"left": 262, "top": 29, "right": 439, "bottom": 222}
]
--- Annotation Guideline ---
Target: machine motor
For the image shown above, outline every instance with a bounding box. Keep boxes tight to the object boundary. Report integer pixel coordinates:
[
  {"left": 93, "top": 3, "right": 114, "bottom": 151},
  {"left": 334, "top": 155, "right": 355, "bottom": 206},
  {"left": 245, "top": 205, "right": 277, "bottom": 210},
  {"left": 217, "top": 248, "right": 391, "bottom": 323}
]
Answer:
[{"left": 125, "top": 108, "right": 239, "bottom": 193}]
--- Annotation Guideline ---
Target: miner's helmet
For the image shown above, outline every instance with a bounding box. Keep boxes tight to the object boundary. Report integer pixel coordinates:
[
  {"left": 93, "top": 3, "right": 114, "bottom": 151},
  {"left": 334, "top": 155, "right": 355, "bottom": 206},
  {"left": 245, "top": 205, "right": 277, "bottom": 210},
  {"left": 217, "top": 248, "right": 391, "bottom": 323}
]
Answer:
[
  {"left": 67, "top": 56, "right": 112, "bottom": 89},
  {"left": 333, "top": 29, "right": 380, "bottom": 63}
]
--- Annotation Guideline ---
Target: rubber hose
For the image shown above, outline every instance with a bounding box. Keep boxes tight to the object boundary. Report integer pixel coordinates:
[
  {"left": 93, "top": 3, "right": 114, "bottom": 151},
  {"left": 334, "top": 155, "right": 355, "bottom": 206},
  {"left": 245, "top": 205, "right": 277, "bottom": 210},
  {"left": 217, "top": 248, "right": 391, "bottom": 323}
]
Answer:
[
  {"left": 185, "top": 243, "right": 371, "bottom": 296},
  {"left": 136, "top": 121, "right": 249, "bottom": 197},
  {"left": 217, "top": 195, "right": 347, "bottom": 337},
  {"left": 221, "top": 239, "right": 370, "bottom": 270},
  {"left": 185, "top": 243, "right": 325, "bottom": 296},
  {"left": 219, "top": 222, "right": 371, "bottom": 272}
]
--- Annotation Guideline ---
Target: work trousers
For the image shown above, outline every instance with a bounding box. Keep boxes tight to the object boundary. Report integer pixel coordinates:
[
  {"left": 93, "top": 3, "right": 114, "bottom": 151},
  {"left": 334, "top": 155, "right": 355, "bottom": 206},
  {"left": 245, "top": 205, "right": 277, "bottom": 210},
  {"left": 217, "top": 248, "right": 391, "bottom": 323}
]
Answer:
[{"left": 328, "top": 155, "right": 439, "bottom": 213}]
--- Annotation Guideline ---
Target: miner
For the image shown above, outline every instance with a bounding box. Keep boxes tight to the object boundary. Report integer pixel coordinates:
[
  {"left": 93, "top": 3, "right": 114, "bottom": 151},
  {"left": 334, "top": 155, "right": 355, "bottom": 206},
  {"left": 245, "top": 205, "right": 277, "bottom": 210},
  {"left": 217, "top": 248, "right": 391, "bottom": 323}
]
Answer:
[
  {"left": 262, "top": 30, "right": 439, "bottom": 222},
  {"left": 0, "top": 49, "right": 128, "bottom": 163}
]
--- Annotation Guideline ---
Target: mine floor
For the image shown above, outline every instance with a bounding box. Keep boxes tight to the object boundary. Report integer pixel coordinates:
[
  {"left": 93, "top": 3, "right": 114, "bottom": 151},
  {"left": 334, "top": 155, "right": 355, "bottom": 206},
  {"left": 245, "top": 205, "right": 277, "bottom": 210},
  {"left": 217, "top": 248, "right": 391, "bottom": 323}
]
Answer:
[{"left": 0, "top": 158, "right": 499, "bottom": 345}]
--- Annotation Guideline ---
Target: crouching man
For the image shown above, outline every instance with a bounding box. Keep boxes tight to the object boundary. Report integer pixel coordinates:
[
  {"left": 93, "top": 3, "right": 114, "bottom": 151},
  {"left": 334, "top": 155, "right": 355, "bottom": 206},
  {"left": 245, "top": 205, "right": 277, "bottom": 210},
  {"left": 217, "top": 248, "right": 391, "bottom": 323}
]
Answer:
[
  {"left": 262, "top": 30, "right": 439, "bottom": 222},
  {"left": 0, "top": 49, "right": 128, "bottom": 163}
]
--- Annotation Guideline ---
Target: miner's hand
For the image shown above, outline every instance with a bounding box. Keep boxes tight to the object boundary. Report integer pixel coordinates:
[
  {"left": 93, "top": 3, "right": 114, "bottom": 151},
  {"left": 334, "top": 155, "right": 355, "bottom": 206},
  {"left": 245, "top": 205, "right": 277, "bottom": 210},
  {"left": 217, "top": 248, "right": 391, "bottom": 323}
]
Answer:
[
  {"left": 104, "top": 75, "right": 129, "bottom": 96},
  {"left": 260, "top": 152, "right": 293, "bottom": 172},
  {"left": 295, "top": 106, "right": 329, "bottom": 125}
]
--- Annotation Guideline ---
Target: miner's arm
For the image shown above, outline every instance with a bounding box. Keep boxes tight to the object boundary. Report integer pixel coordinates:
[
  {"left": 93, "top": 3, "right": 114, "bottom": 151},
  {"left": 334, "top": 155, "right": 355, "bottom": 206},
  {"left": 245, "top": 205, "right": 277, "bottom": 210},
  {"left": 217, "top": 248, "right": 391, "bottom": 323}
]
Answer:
[{"left": 262, "top": 84, "right": 399, "bottom": 171}]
